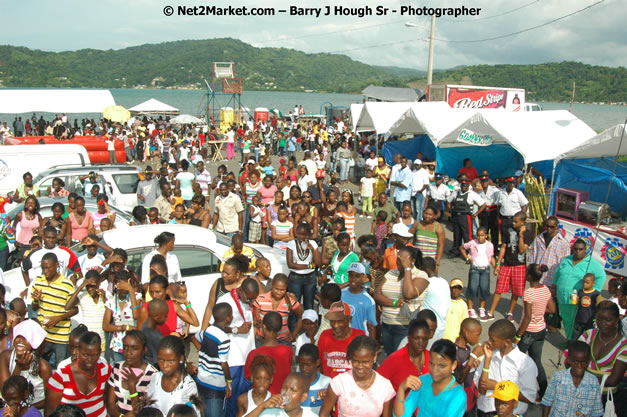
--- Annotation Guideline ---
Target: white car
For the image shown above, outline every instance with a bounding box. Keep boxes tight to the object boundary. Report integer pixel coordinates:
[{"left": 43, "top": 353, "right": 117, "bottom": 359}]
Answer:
[{"left": 1, "top": 224, "right": 289, "bottom": 329}]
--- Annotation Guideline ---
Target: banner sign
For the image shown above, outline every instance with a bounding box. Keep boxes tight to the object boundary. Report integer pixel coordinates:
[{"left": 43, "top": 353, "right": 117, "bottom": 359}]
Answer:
[
  {"left": 457, "top": 129, "right": 494, "bottom": 146},
  {"left": 558, "top": 217, "right": 627, "bottom": 275},
  {"left": 448, "top": 88, "right": 507, "bottom": 109}
]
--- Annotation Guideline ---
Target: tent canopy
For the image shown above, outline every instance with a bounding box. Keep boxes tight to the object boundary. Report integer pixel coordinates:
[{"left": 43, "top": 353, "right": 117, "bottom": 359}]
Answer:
[
  {"left": 355, "top": 101, "right": 451, "bottom": 134},
  {"left": 349, "top": 103, "right": 364, "bottom": 132},
  {"left": 0, "top": 89, "right": 115, "bottom": 113},
  {"left": 386, "top": 104, "right": 478, "bottom": 142},
  {"left": 362, "top": 85, "right": 424, "bottom": 102},
  {"left": 129, "top": 98, "right": 179, "bottom": 115},
  {"left": 556, "top": 124, "right": 627, "bottom": 161}
]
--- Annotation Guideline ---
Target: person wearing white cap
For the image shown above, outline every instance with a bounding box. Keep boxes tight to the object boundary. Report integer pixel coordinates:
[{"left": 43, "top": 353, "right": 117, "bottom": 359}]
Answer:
[
  {"left": 341, "top": 262, "right": 377, "bottom": 337},
  {"left": 383, "top": 223, "right": 414, "bottom": 271},
  {"left": 295, "top": 310, "right": 319, "bottom": 355},
  {"left": 411, "top": 159, "right": 430, "bottom": 221}
]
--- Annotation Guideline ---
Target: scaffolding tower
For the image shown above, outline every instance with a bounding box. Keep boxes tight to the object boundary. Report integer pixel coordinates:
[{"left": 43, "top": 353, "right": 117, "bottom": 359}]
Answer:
[{"left": 203, "top": 62, "right": 249, "bottom": 134}]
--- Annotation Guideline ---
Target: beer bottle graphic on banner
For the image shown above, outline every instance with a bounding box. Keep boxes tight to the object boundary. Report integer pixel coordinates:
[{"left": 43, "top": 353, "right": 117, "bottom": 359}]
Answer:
[{"left": 512, "top": 93, "right": 521, "bottom": 112}]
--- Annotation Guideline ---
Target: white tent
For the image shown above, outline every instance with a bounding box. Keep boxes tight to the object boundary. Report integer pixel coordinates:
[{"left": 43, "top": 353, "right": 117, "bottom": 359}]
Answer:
[
  {"left": 386, "top": 104, "right": 480, "bottom": 142},
  {"left": 354, "top": 101, "right": 451, "bottom": 134},
  {"left": 437, "top": 110, "right": 596, "bottom": 163},
  {"left": 0, "top": 89, "right": 115, "bottom": 113},
  {"left": 555, "top": 123, "right": 627, "bottom": 161},
  {"left": 349, "top": 103, "right": 364, "bottom": 132},
  {"left": 129, "top": 98, "right": 180, "bottom": 115}
]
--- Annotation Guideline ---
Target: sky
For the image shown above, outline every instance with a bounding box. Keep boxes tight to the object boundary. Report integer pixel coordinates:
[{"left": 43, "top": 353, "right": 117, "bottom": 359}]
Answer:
[{"left": 3, "top": 0, "right": 626, "bottom": 71}]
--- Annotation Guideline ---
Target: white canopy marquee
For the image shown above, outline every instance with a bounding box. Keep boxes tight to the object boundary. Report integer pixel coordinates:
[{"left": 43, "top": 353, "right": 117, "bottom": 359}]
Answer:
[
  {"left": 0, "top": 89, "right": 115, "bottom": 113},
  {"left": 354, "top": 101, "right": 451, "bottom": 134},
  {"left": 129, "top": 98, "right": 180, "bottom": 115},
  {"left": 556, "top": 123, "right": 627, "bottom": 161},
  {"left": 436, "top": 110, "right": 596, "bottom": 163}
]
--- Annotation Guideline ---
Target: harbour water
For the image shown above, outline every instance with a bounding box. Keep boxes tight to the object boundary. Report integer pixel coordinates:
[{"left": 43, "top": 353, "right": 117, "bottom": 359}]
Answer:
[{"left": 1, "top": 88, "right": 625, "bottom": 131}]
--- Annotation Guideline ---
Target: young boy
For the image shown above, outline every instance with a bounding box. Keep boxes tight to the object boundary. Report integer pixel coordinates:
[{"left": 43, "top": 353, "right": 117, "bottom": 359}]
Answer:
[
  {"left": 373, "top": 210, "right": 388, "bottom": 253},
  {"left": 297, "top": 343, "right": 331, "bottom": 415},
  {"left": 295, "top": 310, "right": 319, "bottom": 355},
  {"left": 140, "top": 299, "right": 170, "bottom": 366},
  {"left": 192, "top": 302, "right": 233, "bottom": 417},
  {"left": 78, "top": 240, "right": 105, "bottom": 274},
  {"left": 454, "top": 318, "right": 483, "bottom": 415},
  {"left": 341, "top": 262, "right": 377, "bottom": 337},
  {"left": 474, "top": 319, "right": 537, "bottom": 416},
  {"left": 255, "top": 373, "right": 316, "bottom": 417},
  {"left": 315, "top": 283, "right": 341, "bottom": 341},
  {"left": 444, "top": 279, "right": 469, "bottom": 341},
  {"left": 490, "top": 380, "right": 522, "bottom": 417},
  {"left": 572, "top": 273, "right": 602, "bottom": 340},
  {"left": 244, "top": 312, "right": 293, "bottom": 395},
  {"left": 359, "top": 169, "right": 376, "bottom": 218},
  {"left": 542, "top": 341, "right": 603, "bottom": 417}
]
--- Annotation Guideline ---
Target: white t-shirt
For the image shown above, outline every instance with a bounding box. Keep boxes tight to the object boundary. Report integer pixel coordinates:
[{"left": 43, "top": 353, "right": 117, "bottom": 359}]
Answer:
[
  {"left": 360, "top": 177, "right": 376, "bottom": 197},
  {"left": 214, "top": 292, "right": 255, "bottom": 367},
  {"left": 286, "top": 240, "right": 318, "bottom": 274},
  {"left": 146, "top": 373, "right": 199, "bottom": 417},
  {"left": 295, "top": 333, "right": 314, "bottom": 356},
  {"left": 140, "top": 250, "right": 182, "bottom": 284},
  {"left": 421, "top": 276, "right": 452, "bottom": 341},
  {"left": 474, "top": 242, "right": 490, "bottom": 268},
  {"left": 365, "top": 158, "right": 378, "bottom": 171},
  {"left": 226, "top": 130, "right": 235, "bottom": 143},
  {"left": 298, "top": 175, "right": 315, "bottom": 193},
  {"left": 329, "top": 371, "right": 395, "bottom": 417},
  {"left": 78, "top": 253, "right": 105, "bottom": 273},
  {"left": 412, "top": 168, "right": 430, "bottom": 196}
]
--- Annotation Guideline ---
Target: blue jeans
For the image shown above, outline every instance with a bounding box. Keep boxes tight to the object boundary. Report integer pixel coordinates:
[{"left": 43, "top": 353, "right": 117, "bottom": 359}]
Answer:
[
  {"left": 288, "top": 271, "right": 317, "bottom": 311},
  {"left": 517, "top": 328, "right": 548, "bottom": 397},
  {"left": 0, "top": 246, "right": 9, "bottom": 271},
  {"left": 412, "top": 193, "right": 425, "bottom": 221},
  {"left": 466, "top": 266, "right": 491, "bottom": 302},
  {"left": 381, "top": 322, "right": 408, "bottom": 356},
  {"left": 225, "top": 366, "right": 251, "bottom": 417},
  {"left": 339, "top": 158, "right": 350, "bottom": 181},
  {"left": 43, "top": 342, "right": 68, "bottom": 370},
  {"left": 202, "top": 395, "right": 225, "bottom": 417}
]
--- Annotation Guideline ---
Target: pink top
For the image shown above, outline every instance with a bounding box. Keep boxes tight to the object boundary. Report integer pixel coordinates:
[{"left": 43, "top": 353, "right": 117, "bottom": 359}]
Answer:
[
  {"left": 258, "top": 185, "right": 278, "bottom": 205},
  {"left": 92, "top": 212, "right": 108, "bottom": 230},
  {"left": 463, "top": 239, "right": 494, "bottom": 263},
  {"left": 17, "top": 211, "right": 40, "bottom": 245},
  {"left": 69, "top": 211, "right": 92, "bottom": 242},
  {"left": 330, "top": 371, "right": 395, "bottom": 417},
  {"left": 523, "top": 285, "right": 552, "bottom": 332}
]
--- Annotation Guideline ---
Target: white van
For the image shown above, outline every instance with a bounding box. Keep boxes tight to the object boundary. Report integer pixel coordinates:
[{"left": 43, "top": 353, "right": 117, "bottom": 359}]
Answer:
[{"left": 0, "top": 144, "right": 90, "bottom": 195}]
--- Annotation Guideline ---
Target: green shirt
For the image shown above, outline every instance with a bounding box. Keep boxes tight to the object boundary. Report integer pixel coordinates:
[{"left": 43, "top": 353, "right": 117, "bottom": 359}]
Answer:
[
  {"left": 553, "top": 254, "right": 606, "bottom": 305},
  {"left": 374, "top": 202, "right": 398, "bottom": 224}
]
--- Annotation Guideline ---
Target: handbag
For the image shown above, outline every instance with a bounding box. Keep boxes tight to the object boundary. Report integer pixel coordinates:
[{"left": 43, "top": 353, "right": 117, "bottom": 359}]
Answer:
[
  {"left": 399, "top": 301, "right": 420, "bottom": 320},
  {"left": 348, "top": 157, "right": 356, "bottom": 168},
  {"left": 600, "top": 374, "right": 617, "bottom": 417}
]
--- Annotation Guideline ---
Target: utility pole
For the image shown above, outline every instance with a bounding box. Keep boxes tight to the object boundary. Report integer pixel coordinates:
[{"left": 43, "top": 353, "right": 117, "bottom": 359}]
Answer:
[{"left": 426, "top": 15, "right": 436, "bottom": 94}]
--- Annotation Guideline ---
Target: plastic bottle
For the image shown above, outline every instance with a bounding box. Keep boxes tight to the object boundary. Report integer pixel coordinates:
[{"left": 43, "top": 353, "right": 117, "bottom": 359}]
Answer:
[{"left": 570, "top": 289, "right": 578, "bottom": 305}]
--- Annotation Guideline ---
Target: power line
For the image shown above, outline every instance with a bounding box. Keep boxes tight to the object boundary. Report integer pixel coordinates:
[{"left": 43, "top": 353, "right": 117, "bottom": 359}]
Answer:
[
  {"left": 439, "top": 0, "right": 540, "bottom": 22},
  {"left": 434, "top": 0, "right": 605, "bottom": 43},
  {"left": 326, "top": 37, "right": 429, "bottom": 54}
]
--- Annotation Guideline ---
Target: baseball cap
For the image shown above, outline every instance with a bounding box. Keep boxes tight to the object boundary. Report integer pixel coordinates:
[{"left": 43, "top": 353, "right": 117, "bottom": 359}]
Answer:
[
  {"left": 515, "top": 170, "right": 524, "bottom": 176},
  {"left": 450, "top": 279, "right": 464, "bottom": 288},
  {"left": 392, "top": 223, "right": 413, "bottom": 238},
  {"left": 459, "top": 178, "right": 471, "bottom": 184},
  {"left": 489, "top": 381, "right": 520, "bottom": 402},
  {"left": 315, "top": 169, "right": 326, "bottom": 179},
  {"left": 302, "top": 309, "right": 318, "bottom": 322},
  {"left": 505, "top": 176, "right": 516, "bottom": 182},
  {"left": 435, "top": 173, "right": 444, "bottom": 180},
  {"left": 247, "top": 159, "right": 256, "bottom": 165},
  {"left": 325, "top": 301, "right": 351, "bottom": 320},
  {"left": 378, "top": 156, "right": 385, "bottom": 162},
  {"left": 347, "top": 262, "right": 366, "bottom": 274},
  {"left": 414, "top": 159, "right": 422, "bottom": 165}
]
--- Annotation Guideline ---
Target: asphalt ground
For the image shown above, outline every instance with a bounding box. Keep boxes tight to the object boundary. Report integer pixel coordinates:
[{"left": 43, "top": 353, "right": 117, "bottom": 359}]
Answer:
[{"left": 141, "top": 148, "right": 574, "bottom": 416}]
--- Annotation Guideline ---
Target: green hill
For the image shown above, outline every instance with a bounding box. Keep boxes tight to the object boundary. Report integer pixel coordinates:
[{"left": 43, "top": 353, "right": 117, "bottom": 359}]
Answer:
[
  {"left": 419, "top": 62, "right": 627, "bottom": 103},
  {"left": 0, "top": 39, "right": 624, "bottom": 102}
]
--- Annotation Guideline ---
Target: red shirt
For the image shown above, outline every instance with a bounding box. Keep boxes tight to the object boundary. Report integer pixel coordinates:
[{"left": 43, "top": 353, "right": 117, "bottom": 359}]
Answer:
[
  {"left": 244, "top": 344, "right": 293, "bottom": 394},
  {"left": 377, "top": 345, "right": 430, "bottom": 392},
  {"left": 317, "top": 328, "right": 365, "bottom": 378},
  {"left": 143, "top": 299, "right": 177, "bottom": 336},
  {"left": 457, "top": 167, "right": 478, "bottom": 180}
]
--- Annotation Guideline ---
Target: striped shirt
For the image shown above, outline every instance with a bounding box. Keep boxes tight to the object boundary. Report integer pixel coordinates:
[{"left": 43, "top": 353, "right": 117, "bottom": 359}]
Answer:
[
  {"left": 336, "top": 212, "right": 355, "bottom": 239},
  {"left": 32, "top": 274, "right": 76, "bottom": 344},
  {"left": 415, "top": 221, "right": 440, "bottom": 259},
  {"left": 196, "top": 325, "right": 230, "bottom": 392},
  {"left": 245, "top": 182, "right": 261, "bottom": 205},
  {"left": 579, "top": 329, "right": 627, "bottom": 393},
  {"left": 253, "top": 292, "right": 301, "bottom": 341},
  {"left": 527, "top": 232, "right": 570, "bottom": 287},
  {"left": 522, "top": 285, "right": 552, "bottom": 332},
  {"left": 48, "top": 362, "right": 112, "bottom": 417},
  {"left": 107, "top": 362, "right": 157, "bottom": 412},
  {"left": 271, "top": 220, "right": 293, "bottom": 248}
]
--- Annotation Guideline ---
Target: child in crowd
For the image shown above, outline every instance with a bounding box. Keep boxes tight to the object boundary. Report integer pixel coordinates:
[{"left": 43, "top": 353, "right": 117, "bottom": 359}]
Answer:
[
  {"left": 253, "top": 274, "right": 303, "bottom": 344},
  {"left": 341, "top": 262, "right": 377, "bottom": 337},
  {"left": 315, "top": 283, "right": 342, "bottom": 341},
  {"left": 248, "top": 195, "right": 263, "bottom": 244},
  {"left": 256, "top": 373, "right": 316, "bottom": 417},
  {"left": 454, "top": 318, "right": 484, "bottom": 415},
  {"left": 148, "top": 207, "right": 162, "bottom": 224},
  {"left": 100, "top": 217, "right": 114, "bottom": 231},
  {"left": 444, "top": 279, "right": 469, "bottom": 341},
  {"left": 78, "top": 240, "right": 105, "bottom": 273},
  {"left": 295, "top": 310, "right": 319, "bottom": 355},
  {"left": 171, "top": 283, "right": 193, "bottom": 338},
  {"left": 542, "top": 341, "right": 603, "bottom": 417},
  {"left": 0, "top": 376, "right": 40, "bottom": 417},
  {"left": 171, "top": 189, "right": 184, "bottom": 210},
  {"left": 573, "top": 273, "right": 602, "bottom": 340},
  {"left": 490, "top": 380, "right": 521, "bottom": 417},
  {"left": 65, "top": 270, "right": 106, "bottom": 351},
  {"left": 278, "top": 159, "right": 287, "bottom": 177},
  {"left": 270, "top": 206, "right": 293, "bottom": 251},
  {"left": 192, "top": 302, "right": 232, "bottom": 417},
  {"left": 168, "top": 204, "right": 186, "bottom": 224},
  {"left": 244, "top": 312, "right": 293, "bottom": 395},
  {"left": 460, "top": 227, "right": 495, "bottom": 321},
  {"left": 373, "top": 211, "right": 388, "bottom": 253},
  {"left": 237, "top": 356, "right": 274, "bottom": 417},
  {"left": 608, "top": 278, "right": 626, "bottom": 316},
  {"left": 262, "top": 159, "right": 275, "bottom": 177},
  {"left": 474, "top": 319, "right": 538, "bottom": 416},
  {"left": 359, "top": 169, "right": 376, "bottom": 218},
  {"left": 297, "top": 343, "right": 331, "bottom": 415},
  {"left": 140, "top": 299, "right": 170, "bottom": 366}
]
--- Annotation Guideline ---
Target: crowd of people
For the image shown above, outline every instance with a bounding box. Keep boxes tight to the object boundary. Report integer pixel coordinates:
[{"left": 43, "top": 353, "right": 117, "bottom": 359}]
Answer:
[{"left": 0, "top": 112, "right": 625, "bottom": 417}]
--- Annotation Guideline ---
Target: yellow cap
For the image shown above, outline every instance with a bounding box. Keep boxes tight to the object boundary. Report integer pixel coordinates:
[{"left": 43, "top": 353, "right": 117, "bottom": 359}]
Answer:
[
  {"left": 489, "top": 381, "right": 520, "bottom": 402},
  {"left": 450, "top": 279, "right": 464, "bottom": 288}
]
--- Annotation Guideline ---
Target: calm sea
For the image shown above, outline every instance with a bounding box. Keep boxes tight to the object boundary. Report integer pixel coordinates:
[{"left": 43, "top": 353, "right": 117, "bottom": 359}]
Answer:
[{"left": 1, "top": 88, "right": 625, "bottom": 131}]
